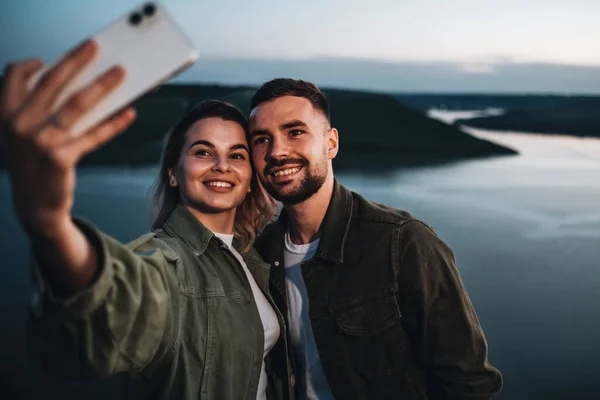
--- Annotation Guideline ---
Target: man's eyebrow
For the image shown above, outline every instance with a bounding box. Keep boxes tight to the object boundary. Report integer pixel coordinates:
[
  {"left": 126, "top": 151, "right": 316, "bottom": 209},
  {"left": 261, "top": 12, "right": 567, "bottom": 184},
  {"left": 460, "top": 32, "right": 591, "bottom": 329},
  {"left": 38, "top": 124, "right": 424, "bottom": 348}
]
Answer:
[
  {"left": 280, "top": 120, "right": 308, "bottom": 130},
  {"left": 188, "top": 140, "right": 214, "bottom": 149},
  {"left": 249, "top": 120, "right": 309, "bottom": 138}
]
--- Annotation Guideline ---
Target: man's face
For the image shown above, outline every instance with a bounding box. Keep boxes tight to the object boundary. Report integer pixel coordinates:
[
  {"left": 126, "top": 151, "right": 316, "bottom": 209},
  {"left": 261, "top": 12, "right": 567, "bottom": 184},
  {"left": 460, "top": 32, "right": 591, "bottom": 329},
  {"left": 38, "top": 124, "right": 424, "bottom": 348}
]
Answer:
[{"left": 249, "top": 96, "right": 338, "bottom": 205}]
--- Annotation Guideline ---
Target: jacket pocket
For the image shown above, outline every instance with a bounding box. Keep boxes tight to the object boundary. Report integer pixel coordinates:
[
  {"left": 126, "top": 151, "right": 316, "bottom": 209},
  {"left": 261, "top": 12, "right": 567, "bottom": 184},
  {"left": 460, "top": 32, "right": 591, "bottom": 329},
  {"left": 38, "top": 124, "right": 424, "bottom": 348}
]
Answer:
[
  {"left": 335, "top": 290, "right": 402, "bottom": 336},
  {"left": 334, "top": 289, "right": 405, "bottom": 370}
]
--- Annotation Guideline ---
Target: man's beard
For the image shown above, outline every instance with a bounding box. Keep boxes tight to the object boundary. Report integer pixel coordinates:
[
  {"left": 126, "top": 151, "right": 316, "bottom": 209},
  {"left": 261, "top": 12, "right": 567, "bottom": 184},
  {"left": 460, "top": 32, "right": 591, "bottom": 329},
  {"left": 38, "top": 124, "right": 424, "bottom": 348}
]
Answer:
[{"left": 262, "top": 157, "right": 327, "bottom": 205}]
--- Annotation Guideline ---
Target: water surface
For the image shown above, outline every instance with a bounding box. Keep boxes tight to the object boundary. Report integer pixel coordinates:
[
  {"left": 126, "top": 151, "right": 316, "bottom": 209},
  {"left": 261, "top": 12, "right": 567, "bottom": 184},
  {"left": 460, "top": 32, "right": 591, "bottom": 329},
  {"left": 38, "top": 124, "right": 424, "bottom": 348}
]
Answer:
[{"left": 1, "top": 121, "right": 598, "bottom": 399}]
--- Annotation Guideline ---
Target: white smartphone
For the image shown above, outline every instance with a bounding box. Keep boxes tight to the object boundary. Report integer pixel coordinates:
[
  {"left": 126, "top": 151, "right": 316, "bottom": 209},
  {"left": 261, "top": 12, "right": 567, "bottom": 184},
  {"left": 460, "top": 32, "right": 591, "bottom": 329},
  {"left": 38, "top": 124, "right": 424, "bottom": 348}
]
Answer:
[{"left": 28, "top": 2, "right": 199, "bottom": 136}]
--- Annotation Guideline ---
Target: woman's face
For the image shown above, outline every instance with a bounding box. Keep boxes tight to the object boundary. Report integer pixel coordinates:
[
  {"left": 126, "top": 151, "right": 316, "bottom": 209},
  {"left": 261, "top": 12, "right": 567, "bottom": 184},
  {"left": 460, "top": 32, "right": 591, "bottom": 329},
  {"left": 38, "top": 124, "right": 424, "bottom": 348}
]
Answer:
[{"left": 169, "top": 117, "right": 252, "bottom": 214}]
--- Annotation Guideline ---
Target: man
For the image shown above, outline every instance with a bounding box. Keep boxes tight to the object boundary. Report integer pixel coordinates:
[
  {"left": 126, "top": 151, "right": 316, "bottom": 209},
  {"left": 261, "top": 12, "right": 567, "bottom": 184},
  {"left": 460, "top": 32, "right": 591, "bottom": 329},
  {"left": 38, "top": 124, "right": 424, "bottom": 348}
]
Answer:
[{"left": 249, "top": 79, "right": 502, "bottom": 399}]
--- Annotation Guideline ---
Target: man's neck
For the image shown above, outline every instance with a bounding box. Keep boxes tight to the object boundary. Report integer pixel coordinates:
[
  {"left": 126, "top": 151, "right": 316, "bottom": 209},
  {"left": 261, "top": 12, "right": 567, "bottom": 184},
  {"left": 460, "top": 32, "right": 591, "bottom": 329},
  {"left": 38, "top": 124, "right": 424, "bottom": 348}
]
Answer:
[{"left": 284, "top": 174, "right": 334, "bottom": 245}]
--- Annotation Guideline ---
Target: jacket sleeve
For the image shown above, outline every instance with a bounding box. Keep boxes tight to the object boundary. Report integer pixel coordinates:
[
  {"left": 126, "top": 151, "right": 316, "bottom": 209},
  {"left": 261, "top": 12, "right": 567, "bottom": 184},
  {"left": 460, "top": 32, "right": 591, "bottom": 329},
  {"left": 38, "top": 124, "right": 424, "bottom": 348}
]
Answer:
[
  {"left": 396, "top": 220, "right": 502, "bottom": 399},
  {"left": 28, "top": 218, "right": 180, "bottom": 380}
]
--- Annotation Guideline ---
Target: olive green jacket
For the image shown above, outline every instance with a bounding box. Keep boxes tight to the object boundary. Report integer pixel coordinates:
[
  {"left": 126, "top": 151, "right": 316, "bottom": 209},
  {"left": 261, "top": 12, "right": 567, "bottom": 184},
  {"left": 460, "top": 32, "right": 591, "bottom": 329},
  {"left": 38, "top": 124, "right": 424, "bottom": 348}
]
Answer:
[{"left": 28, "top": 205, "right": 294, "bottom": 400}]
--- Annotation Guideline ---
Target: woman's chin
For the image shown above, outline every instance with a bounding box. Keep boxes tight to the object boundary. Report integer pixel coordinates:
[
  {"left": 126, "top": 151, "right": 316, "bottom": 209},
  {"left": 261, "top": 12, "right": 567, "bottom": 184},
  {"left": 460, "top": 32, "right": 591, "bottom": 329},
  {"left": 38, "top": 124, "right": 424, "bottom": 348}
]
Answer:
[
  {"left": 189, "top": 190, "right": 246, "bottom": 213},
  {"left": 193, "top": 201, "right": 240, "bottom": 215}
]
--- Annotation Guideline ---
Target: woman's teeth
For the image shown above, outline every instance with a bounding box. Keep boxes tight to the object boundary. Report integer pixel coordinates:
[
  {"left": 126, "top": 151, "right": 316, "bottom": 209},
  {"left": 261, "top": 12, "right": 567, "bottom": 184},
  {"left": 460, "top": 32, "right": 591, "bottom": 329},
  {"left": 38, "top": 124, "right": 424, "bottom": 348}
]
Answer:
[{"left": 206, "top": 181, "right": 232, "bottom": 187}]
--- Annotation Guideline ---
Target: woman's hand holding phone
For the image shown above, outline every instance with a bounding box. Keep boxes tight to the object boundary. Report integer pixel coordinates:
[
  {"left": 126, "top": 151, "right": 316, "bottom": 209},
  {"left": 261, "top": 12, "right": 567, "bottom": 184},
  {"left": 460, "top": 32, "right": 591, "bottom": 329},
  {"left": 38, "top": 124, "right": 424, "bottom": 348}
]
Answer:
[
  {"left": 1, "top": 39, "right": 136, "bottom": 236},
  {"left": 0, "top": 2, "right": 195, "bottom": 293},
  {"left": 0, "top": 40, "right": 136, "bottom": 293}
]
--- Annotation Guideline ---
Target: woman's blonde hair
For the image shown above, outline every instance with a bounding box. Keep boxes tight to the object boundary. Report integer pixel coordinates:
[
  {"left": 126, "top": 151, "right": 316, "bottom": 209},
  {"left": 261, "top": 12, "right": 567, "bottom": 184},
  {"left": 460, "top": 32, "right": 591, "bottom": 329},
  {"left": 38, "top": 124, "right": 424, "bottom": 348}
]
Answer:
[{"left": 150, "top": 100, "right": 278, "bottom": 253}]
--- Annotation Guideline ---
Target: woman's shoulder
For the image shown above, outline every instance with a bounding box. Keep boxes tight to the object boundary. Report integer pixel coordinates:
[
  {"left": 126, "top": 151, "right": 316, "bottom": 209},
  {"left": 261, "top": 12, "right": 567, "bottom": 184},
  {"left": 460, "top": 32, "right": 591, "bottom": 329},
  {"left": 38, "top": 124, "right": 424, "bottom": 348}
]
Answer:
[{"left": 125, "top": 229, "right": 180, "bottom": 264}]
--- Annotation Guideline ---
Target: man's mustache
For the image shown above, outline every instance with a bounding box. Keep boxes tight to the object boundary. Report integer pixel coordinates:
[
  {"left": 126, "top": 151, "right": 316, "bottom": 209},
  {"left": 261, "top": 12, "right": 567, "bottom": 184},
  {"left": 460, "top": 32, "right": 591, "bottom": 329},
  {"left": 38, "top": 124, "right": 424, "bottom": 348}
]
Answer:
[{"left": 264, "top": 158, "right": 307, "bottom": 176}]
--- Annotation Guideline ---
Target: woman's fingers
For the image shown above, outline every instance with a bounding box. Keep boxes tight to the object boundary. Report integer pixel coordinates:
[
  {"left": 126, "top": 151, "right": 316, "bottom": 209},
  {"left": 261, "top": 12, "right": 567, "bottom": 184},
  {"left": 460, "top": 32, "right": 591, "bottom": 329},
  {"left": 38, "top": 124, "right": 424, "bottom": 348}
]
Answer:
[
  {"left": 1, "top": 40, "right": 133, "bottom": 168},
  {"left": 26, "top": 40, "right": 98, "bottom": 116},
  {"left": 0, "top": 59, "right": 45, "bottom": 118},
  {"left": 62, "top": 107, "right": 136, "bottom": 161},
  {"left": 33, "top": 65, "right": 126, "bottom": 149},
  {"left": 52, "top": 65, "right": 126, "bottom": 130}
]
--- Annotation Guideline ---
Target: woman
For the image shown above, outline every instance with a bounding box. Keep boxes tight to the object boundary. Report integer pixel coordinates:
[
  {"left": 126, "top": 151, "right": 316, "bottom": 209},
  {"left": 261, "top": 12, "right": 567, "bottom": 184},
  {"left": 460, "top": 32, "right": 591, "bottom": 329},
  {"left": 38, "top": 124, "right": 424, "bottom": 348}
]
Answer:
[{"left": 0, "top": 40, "right": 289, "bottom": 400}]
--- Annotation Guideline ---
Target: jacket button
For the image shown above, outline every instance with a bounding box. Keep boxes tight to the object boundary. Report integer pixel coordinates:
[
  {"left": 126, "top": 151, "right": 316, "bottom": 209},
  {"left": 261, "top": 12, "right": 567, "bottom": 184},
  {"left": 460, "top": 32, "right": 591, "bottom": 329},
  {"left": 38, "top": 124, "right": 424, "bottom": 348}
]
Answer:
[
  {"left": 274, "top": 261, "right": 280, "bottom": 267},
  {"left": 290, "top": 374, "right": 296, "bottom": 388}
]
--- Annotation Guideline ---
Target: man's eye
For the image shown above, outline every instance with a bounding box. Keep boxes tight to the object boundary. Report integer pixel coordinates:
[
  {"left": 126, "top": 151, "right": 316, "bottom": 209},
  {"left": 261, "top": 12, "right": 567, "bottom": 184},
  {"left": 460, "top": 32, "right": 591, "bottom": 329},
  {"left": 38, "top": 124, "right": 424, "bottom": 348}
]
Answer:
[
  {"left": 254, "top": 137, "right": 269, "bottom": 145},
  {"left": 290, "top": 130, "right": 304, "bottom": 137}
]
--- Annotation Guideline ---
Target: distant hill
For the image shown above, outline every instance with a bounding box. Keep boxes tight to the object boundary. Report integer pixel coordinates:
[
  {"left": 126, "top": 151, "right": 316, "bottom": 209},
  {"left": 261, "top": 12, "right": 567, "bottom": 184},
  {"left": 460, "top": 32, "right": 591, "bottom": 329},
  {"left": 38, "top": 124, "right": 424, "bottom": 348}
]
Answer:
[
  {"left": 396, "top": 94, "right": 600, "bottom": 139},
  {"left": 0, "top": 83, "right": 517, "bottom": 171},
  {"left": 455, "top": 106, "right": 600, "bottom": 138},
  {"left": 322, "top": 89, "right": 516, "bottom": 170},
  {"left": 394, "top": 94, "right": 600, "bottom": 113}
]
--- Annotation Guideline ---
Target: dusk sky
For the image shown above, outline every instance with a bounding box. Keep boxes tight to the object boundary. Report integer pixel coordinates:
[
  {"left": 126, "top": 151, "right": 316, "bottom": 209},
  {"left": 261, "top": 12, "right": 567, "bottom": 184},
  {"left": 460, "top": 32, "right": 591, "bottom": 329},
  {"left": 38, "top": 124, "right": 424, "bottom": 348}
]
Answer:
[{"left": 1, "top": 0, "right": 599, "bottom": 93}]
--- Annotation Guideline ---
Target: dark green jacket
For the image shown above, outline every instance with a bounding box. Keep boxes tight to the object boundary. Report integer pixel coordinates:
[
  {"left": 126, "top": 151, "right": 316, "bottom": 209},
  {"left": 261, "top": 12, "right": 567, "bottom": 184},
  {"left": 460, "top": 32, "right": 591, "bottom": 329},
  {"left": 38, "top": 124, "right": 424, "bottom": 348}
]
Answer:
[
  {"left": 28, "top": 205, "right": 294, "bottom": 400},
  {"left": 256, "top": 181, "right": 502, "bottom": 399}
]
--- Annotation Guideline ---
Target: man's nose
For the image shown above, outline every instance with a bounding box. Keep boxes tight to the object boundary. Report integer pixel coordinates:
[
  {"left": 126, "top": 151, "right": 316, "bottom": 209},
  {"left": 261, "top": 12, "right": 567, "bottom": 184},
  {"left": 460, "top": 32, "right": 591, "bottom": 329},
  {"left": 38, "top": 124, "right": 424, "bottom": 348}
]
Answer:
[{"left": 267, "top": 137, "right": 290, "bottom": 160}]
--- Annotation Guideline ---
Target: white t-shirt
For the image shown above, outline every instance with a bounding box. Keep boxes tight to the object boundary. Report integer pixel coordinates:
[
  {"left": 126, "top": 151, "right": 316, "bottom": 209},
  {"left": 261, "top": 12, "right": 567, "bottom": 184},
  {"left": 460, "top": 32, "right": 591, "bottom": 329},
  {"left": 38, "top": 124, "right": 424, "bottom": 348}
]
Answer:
[
  {"left": 283, "top": 231, "right": 335, "bottom": 400},
  {"left": 214, "top": 233, "right": 280, "bottom": 400}
]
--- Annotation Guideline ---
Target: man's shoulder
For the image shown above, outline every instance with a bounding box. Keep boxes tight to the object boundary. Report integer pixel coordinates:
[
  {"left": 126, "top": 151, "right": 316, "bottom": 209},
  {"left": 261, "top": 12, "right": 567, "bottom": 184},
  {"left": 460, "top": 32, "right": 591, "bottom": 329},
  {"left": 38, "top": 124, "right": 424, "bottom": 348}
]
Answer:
[
  {"left": 351, "top": 192, "right": 437, "bottom": 240},
  {"left": 349, "top": 189, "right": 420, "bottom": 227},
  {"left": 348, "top": 190, "right": 440, "bottom": 243}
]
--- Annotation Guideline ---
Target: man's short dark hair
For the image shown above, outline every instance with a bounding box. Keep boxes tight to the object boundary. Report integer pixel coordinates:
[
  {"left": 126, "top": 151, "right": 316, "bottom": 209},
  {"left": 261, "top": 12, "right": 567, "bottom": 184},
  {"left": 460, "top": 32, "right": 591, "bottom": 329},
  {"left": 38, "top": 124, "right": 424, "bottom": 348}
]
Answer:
[{"left": 250, "top": 78, "right": 330, "bottom": 122}]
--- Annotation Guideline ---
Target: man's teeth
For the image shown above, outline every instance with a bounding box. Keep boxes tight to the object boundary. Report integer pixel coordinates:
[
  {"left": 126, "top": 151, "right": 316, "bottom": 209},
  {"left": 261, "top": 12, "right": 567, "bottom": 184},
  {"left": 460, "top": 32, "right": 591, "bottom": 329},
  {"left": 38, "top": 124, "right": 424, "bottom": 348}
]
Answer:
[
  {"left": 206, "top": 181, "right": 232, "bottom": 188},
  {"left": 273, "top": 167, "right": 301, "bottom": 177}
]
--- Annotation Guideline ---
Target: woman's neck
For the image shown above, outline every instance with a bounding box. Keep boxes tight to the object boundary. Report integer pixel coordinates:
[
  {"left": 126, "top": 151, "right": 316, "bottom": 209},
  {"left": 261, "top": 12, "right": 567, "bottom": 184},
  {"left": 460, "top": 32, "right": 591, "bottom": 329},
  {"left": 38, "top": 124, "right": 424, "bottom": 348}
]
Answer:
[{"left": 185, "top": 205, "right": 236, "bottom": 234}]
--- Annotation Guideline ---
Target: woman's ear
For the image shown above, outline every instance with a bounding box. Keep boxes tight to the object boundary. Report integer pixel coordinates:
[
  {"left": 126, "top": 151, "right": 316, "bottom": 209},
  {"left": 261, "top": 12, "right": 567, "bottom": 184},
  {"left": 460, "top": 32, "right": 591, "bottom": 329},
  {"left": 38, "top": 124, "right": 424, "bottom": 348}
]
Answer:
[{"left": 167, "top": 168, "right": 178, "bottom": 187}]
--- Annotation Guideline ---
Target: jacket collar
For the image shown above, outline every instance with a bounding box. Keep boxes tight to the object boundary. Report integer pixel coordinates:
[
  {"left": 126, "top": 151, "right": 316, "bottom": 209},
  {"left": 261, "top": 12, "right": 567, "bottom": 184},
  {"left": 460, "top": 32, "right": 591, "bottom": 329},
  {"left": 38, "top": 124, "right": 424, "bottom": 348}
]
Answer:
[
  {"left": 274, "top": 179, "right": 354, "bottom": 264},
  {"left": 162, "top": 205, "right": 269, "bottom": 267},
  {"left": 162, "top": 205, "right": 215, "bottom": 255}
]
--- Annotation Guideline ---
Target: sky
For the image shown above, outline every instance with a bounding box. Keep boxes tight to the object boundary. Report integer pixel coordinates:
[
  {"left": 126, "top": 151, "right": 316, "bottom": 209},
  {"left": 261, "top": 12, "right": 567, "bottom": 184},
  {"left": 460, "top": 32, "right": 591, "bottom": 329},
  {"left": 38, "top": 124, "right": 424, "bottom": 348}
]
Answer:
[{"left": 1, "top": 0, "right": 599, "bottom": 93}]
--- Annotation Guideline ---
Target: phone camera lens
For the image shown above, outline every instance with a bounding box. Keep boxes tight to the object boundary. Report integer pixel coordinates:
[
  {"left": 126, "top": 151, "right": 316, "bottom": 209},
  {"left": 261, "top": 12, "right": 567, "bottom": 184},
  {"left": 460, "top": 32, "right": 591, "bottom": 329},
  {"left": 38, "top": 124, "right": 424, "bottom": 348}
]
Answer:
[
  {"left": 129, "top": 12, "right": 143, "bottom": 26},
  {"left": 143, "top": 3, "right": 156, "bottom": 16}
]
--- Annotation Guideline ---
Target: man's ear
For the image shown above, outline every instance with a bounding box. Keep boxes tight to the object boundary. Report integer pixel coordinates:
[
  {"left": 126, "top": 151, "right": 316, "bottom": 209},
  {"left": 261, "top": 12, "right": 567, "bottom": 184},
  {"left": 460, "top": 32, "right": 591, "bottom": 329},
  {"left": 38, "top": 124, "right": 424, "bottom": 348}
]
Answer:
[
  {"left": 327, "top": 128, "right": 339, "bottom": 160},
  {"left": 167, "top": 168, "right": 178, "bottom": 187}
]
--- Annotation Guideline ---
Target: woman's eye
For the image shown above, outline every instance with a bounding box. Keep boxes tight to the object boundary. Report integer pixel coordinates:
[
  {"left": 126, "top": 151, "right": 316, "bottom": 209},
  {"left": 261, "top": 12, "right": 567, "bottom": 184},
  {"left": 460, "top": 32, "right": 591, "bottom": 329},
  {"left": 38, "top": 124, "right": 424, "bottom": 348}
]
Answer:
[
  {"left": 290, "top": 130, "right": 304, "bottom": 137},
  {"left": 195, "top": 149, "right": 210, "bottom": 156},
  {"left": 230, "top": 153, "right": 246, "bottom": 160}
]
